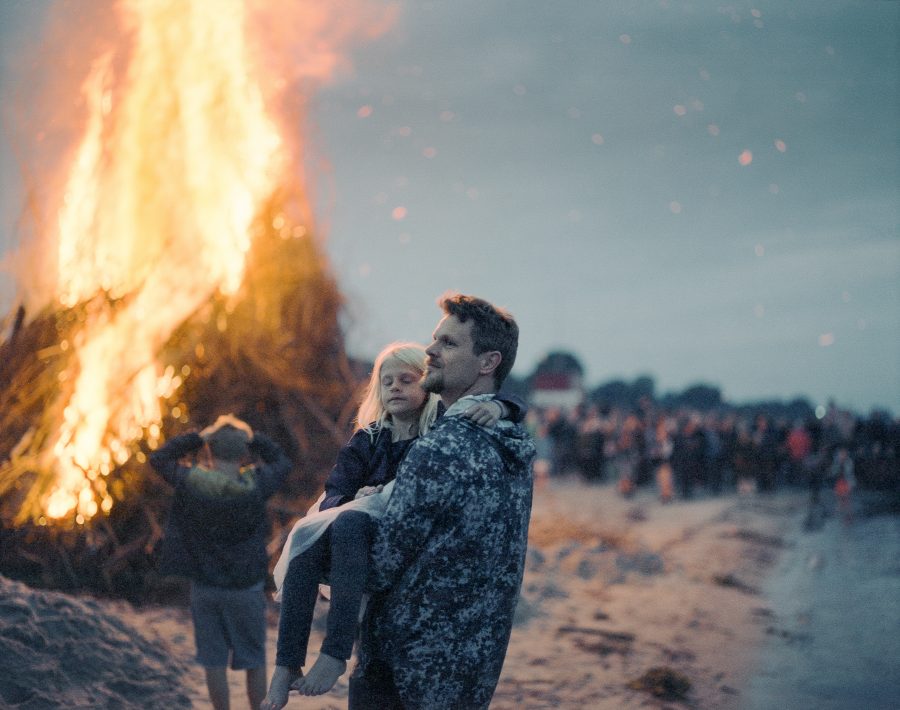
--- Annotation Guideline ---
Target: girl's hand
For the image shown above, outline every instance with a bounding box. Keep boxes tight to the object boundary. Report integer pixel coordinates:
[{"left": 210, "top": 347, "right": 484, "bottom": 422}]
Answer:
[
  {"left": 463, "top": 400, "right": 505, "bottom": 427},
  {"left": 355, "top": 484, "right": 384, "bottom": 499}
]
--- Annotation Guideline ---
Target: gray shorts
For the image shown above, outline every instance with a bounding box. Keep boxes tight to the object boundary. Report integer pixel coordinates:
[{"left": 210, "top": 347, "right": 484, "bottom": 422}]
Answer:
[{"left": 190, "top": 582, "right": 266, "bottom": 669}]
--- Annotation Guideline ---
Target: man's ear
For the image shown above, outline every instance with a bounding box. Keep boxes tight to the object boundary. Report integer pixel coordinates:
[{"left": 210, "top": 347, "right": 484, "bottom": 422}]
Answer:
[{"left": 479, "top": 351, "right": 502, "bottom": 377}]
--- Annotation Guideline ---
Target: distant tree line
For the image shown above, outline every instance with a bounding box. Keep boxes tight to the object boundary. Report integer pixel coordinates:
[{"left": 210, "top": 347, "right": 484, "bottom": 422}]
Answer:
[{"left": 507, "top": 350, "right": 855, "bottom": 421}]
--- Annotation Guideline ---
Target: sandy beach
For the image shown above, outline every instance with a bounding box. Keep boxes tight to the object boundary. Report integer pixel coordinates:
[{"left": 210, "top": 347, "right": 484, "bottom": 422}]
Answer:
[{"left": 1, "top": 479, "right": 806, "bottom": 709}]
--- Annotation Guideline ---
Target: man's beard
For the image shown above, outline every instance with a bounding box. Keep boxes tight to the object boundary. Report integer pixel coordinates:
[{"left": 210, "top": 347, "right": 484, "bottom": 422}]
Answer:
[{"left": 423, "top": 369, "right": 443, "bottom": 394}]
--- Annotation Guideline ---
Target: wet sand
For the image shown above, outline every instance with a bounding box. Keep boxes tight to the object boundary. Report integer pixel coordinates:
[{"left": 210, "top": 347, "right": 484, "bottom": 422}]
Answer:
[
  {"left": 743, "top": 491, "right": 900, "bottom": 710},
  {"left": 3, "top": 480, "right": 814, "bottom": 708}
]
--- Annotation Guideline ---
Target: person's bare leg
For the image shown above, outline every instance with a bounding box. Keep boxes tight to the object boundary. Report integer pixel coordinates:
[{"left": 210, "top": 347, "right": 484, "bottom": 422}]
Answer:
[
  {"left": 204, "top": 666, "right": 230, "bottom": 710},
  {"left": 297, "top": 652, "right": 347, "bottom": 696},
  {"left": 260, "top": 665, "right": 302, "bottom": 710},
  {"left": 246, "top": 666, "right": 267, "bottom": 710}
]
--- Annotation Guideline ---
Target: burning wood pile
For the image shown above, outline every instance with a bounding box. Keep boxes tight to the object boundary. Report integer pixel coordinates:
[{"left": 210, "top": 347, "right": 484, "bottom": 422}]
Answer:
[
  {"left": 0, "top": 211, "right": 359, "bottom": 600},
  {"left": 0, "top": 0, "right": 379, "bottom": 600}
]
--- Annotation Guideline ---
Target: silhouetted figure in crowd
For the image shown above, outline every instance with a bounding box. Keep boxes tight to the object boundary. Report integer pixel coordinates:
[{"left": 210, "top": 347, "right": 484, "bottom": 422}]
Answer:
[
  {"left": 703, "top": 416, "right": 726, "bottom": 494},
  {"left": 548, "top": 407, "right": 580, "bottom": 476},
  {"left": 786, "top": 420, "right": 813, "bottom": 488},
  {"left": 831, "top": 446, "right": 856, "bottom": 525},
  {"left": 751, "top": 415, "right": 779, "bottom": 493},
  {"left": 649, "top": 418, "right": 674, "bottom": 503},
  {"left": 576, "top": 405, "right": 606, "bottom": 482},
  {"left": 613, "top": 415, "right": 641, "bottom": 497},
  {"left": 672, "top": 417, "right": 706, "bottom": 499}
]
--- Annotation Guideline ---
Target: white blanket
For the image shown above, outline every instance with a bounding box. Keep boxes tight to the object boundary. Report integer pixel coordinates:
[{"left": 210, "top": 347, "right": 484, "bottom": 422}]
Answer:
[{"left": 271, "top": 480, "right": 395, "bottom": 600}]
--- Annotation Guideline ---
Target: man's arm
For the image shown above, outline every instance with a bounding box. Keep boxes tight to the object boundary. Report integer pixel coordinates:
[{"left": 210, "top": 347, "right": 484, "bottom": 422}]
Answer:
[
  {"left": 368, "top": 430, "right": 471, "bottom": 592},
  {"left": 148, "top": 432, "right": 204, "bottom": 487}
]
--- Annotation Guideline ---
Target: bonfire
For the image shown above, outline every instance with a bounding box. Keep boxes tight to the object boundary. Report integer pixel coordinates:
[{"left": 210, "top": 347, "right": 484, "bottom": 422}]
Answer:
[{"left": 0, "top": 0, "right": 382, "bottom": 599}]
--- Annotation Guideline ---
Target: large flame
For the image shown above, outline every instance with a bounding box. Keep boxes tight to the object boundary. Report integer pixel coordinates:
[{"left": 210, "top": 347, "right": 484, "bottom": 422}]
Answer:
[
  {"left": 1, "top": 0, "right": 393, "bottom": 524},
  {"left": 45, "top": 1, "right": 282, "bottom": 522}
]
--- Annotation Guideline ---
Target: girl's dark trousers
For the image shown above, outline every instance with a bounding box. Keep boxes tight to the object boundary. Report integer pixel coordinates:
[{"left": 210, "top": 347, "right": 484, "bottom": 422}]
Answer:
[{"left": 275, "top": 509, "right": 374, "bottom": 668}]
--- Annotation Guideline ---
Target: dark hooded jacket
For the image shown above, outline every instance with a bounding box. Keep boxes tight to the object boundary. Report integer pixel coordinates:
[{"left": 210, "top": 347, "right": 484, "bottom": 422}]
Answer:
[
  {"left": 149, "top": 432, "right": 290, "bottom": 589},
  {"left": 357, "top": 394, "right": 535, "bottom": 709}
]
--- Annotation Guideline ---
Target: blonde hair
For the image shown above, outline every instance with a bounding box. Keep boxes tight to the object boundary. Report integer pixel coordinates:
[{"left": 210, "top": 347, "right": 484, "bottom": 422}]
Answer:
[{"left": 355, "top": 342, "right": 439, "bottom": 438}]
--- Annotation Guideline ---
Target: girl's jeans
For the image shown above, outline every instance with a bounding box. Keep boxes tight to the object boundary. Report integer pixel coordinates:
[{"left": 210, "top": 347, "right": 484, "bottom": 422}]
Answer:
[{"left": 275, "top": 509, "right": 374, "bottom": 667}]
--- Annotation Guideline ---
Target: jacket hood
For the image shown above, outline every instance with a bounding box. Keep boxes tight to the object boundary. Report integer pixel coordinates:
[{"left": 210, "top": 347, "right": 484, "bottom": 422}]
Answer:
[{"left": 444, "top": 394, "right": 536, "bottom": 473}]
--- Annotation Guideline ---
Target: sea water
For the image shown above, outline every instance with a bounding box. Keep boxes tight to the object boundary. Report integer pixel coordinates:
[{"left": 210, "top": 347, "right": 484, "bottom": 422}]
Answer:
[{"left": 743, "top": 492, "right": 900, "bottom": 710}]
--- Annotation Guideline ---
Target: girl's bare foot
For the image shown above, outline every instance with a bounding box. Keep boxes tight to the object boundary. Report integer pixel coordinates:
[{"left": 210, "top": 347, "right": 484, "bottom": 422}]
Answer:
[
  {"left": 296, "top": 653, "right": 346, "bottom": 696},
  {"left": 260, "top": 665, "right": 302, "bottom": 710}
]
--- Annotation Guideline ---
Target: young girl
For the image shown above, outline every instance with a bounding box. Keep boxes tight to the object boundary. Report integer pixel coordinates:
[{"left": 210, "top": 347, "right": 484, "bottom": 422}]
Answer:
[{"left": 261, "top": 342, "right": 514, "bottom": 707}]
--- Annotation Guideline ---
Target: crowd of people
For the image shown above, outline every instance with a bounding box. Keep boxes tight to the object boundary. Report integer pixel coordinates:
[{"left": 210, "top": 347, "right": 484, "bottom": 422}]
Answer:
[{"left": 526, "top": 401, "right": 898, "bottom": 503}]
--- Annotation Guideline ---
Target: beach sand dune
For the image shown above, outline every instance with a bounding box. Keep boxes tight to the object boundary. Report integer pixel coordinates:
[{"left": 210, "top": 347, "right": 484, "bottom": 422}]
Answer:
[
  {"left": 1, "top": 480, "right": 804, "bottom": 709},
  {"left": 0, "top": 575, "right": 192, "bottom": 709}
]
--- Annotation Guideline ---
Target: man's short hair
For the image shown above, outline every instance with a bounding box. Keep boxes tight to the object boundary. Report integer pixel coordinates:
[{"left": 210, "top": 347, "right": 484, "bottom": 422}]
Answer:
[
  {"left": 206, "top": 425, "right": 249, "bottom": 462},
  {"left": 438, "top": 293, "right": 519, "bottom": 387}
]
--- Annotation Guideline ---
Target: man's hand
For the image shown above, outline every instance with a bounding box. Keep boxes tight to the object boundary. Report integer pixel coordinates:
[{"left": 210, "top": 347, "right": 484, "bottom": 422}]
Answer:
[
  {"left": 462, "top": 400, "right": 505, "bottom": 427},
  {"left": 355, "top": 484, "right": 385, "bottom": 500}
]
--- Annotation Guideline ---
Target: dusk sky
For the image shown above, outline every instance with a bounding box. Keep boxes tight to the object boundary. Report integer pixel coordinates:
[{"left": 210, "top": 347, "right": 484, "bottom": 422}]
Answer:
[{"left": 2, "top": 1, "right": 898, "bottom": 414}]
